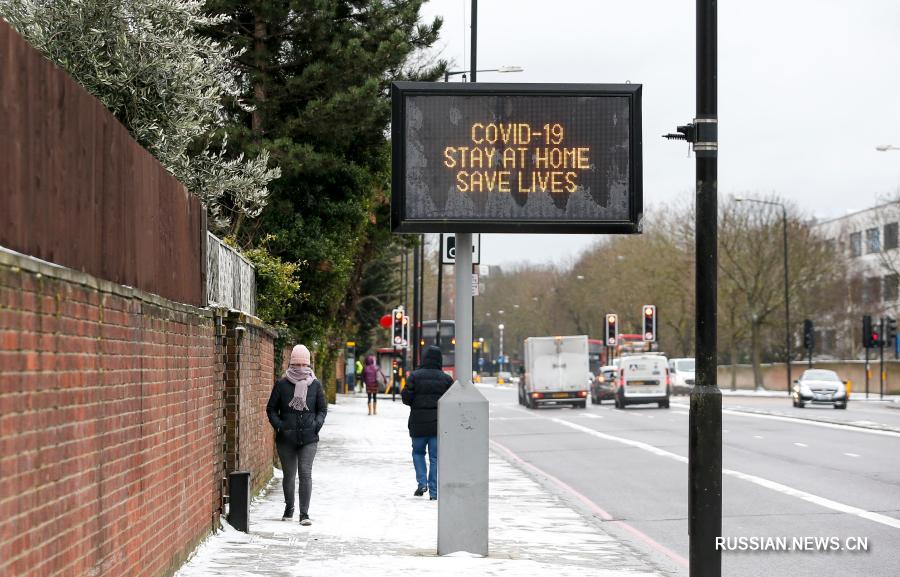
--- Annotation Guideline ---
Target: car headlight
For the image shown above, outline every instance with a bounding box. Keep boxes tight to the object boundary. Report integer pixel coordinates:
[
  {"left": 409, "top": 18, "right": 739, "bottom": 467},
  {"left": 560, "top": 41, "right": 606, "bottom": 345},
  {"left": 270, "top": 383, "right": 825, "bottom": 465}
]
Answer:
[
  {"left": 800, "top": 384, "right": 813, "bottom": 395},
  {"left": 833, "top": 387, "right": 846, "bottom": 398}
]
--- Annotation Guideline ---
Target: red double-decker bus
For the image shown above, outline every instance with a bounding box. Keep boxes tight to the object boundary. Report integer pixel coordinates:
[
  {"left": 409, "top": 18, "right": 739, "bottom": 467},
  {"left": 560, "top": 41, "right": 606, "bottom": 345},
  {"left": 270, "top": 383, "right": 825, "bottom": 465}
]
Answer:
[
  {"left": 589, "top": 334, "right": 651, "bottom": 374},
  {"left": 420, "top": 320, "right": 456, "bottom": 378}
]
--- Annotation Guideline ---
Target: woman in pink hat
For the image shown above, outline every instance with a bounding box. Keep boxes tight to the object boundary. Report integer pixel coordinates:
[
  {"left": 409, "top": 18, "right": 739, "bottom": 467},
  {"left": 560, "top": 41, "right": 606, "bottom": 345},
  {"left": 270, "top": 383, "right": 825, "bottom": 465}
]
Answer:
[{"left": 266, "top": 344, "right": 327, "bottom": 526}]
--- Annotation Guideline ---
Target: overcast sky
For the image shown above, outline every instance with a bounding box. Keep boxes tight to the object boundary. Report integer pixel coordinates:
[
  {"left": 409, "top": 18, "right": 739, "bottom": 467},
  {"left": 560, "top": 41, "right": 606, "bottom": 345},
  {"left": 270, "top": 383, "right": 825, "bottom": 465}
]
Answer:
[{"left": 416, "top": 0, "right": 900, "bottom": 268}]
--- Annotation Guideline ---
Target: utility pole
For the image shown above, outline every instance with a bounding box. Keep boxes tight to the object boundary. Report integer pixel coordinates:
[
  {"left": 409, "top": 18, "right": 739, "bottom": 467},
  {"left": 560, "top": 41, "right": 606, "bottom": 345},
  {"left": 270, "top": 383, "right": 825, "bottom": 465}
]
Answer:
[
  {"left": 689, "top": 2, "right": 722, "bottom": 576},
  {"left": 664, "top": 12, "right": 721, "bottom": 571},
  {"left": 412, "top": 237, "right": 421, "bottom": 367},
  {"left": 436, "top": 250, "right": 443, "bottom": 348},
  {"left": 880, "top": 316, "right": 885, "bottom": 400},
  {"left": 782, "top": 205, "right": 792, "bottom": 393}
]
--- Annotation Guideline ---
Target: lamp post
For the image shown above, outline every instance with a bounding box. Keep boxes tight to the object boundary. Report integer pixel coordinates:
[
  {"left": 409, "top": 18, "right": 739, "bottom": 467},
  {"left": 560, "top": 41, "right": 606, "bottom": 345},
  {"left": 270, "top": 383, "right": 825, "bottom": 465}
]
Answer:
[
  {"left": 735, "top": 197, "right": 791, "bottom": 394},
  {"left": 478, "top": 337, "right": 485, "bottom": 374},
  {"left": 498, "top": 323, "right": 505, "bottom": 372},
  {"left": 444, "top": 65, "right": 523, "bottom": 82}
]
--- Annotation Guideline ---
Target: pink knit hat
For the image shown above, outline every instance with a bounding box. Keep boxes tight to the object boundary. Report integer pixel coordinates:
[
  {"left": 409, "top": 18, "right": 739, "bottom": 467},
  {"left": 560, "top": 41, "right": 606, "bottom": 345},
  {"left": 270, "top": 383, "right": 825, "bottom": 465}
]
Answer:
[{"left": 290, "top": 344, "right": 311, "bottom": 366}]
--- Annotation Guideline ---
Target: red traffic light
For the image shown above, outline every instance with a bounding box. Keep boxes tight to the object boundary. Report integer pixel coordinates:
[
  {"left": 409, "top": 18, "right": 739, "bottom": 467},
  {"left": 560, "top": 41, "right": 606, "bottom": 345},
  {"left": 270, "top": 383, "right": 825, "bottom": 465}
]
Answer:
[{"left": 379, "top": 314, "right": 392, "bottom": 329}]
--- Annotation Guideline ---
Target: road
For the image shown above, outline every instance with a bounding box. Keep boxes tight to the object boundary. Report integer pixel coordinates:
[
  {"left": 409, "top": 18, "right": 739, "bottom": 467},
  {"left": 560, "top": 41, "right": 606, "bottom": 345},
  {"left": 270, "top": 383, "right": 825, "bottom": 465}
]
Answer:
[{"left": 483, "top": 385, "right": 900, "bottom": 577}]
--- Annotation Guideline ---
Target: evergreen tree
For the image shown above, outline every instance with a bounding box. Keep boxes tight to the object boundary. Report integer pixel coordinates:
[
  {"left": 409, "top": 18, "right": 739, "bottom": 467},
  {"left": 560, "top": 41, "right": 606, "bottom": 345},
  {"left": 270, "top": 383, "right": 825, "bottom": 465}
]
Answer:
[{"left": 204, "top": 1, "right": 446, "bottom": 391}]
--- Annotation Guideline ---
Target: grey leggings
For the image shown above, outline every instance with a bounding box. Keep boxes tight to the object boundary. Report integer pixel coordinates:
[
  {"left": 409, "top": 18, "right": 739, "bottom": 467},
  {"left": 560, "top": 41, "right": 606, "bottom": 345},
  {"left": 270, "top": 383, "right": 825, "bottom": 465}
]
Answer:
[{"left": 277, "top": 441, "right": 318, "bottom": 515}]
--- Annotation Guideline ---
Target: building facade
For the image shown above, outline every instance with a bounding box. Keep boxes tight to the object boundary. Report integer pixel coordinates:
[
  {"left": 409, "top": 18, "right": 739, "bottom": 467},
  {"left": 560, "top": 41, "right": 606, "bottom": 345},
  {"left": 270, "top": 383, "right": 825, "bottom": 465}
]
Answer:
[{"left": 814, "top": 201, "right": 900, "bottom": 357}]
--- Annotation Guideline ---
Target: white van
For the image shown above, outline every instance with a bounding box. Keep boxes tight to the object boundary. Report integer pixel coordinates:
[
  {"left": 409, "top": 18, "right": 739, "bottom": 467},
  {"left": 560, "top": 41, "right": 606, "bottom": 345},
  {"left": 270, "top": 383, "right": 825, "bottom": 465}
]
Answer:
[
  {"left": 614, "top": 354, "right": 670, "bottom": 409},
  {"left": 520, "top": 335, "right": 590, "bottom": 409}
]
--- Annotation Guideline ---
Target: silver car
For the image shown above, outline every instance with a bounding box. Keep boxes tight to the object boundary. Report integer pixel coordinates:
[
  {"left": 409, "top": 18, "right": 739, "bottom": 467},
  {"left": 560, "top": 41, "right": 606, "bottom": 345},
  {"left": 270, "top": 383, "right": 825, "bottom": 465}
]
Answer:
[{"left": 792, "top": 369, "right": 848, "bottom": 409}]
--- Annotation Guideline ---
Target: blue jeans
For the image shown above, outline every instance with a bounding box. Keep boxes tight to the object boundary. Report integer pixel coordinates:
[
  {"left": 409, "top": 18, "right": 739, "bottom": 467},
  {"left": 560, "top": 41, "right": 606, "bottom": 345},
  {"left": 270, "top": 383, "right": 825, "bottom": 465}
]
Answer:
[{"left": 411, "top": 436, "right": 438, "bottom": 497}]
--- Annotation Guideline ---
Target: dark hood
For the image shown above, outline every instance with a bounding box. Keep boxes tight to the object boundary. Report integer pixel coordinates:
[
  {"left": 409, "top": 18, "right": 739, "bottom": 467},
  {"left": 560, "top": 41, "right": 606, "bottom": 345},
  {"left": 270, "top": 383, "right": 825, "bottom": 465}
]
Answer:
[
  {"left": 421, "top": 346, "right": 443, "bottom": 370},
  {"left": 365, "top": 355, "right": 375, "bottom": 366}
]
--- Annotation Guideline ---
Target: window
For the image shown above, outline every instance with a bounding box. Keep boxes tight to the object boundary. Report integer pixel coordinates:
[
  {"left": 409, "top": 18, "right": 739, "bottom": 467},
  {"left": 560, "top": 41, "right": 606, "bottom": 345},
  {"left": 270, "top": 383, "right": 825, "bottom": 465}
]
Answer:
[
  {"left": 885, "top": 274, "right": 900, "bottom": 302},
  {"left": 850, "top": 232, "right": 862, "bottom": 257},
  {"left": 885, "top": 222, "right": 898, "bottom": 251},
  {"left": 866, "top": 228, "right": 881, "bottom": 254},
  {"left": 864, "top": 276, "right": 882, "bottom": 303}
]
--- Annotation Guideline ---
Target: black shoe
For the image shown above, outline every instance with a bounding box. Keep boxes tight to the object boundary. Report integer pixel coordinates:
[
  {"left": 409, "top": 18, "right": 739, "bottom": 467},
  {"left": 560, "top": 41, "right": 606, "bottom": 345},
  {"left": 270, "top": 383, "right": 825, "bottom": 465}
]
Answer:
[
  {"left": 282, "top": 505, "right": 294, "bottom": 521},
  {"left": 429, "top": 495, "right": 437, "bottom": 501},
  {"left": 414, "top": 486, "right": 427, "bottom": 497},
  {"left": 299, "top": 513, "right": 312, "bottom": 526}
]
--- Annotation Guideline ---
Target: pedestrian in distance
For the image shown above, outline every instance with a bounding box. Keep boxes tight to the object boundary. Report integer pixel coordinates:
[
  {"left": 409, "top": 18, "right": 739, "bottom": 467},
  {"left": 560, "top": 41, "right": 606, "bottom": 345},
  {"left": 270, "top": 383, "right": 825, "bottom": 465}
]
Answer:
[
  {"left": 401, "top": 345, "right": 453, "bottom": 500},
  {"left": 361, "top": 355, "right": 386, "bottom": 415},
  {"left": 266, "top": 344, "right": 327, "bottom": 526},
  {"left": 355, "top": 358, "right": 364, "bottom": 393}
]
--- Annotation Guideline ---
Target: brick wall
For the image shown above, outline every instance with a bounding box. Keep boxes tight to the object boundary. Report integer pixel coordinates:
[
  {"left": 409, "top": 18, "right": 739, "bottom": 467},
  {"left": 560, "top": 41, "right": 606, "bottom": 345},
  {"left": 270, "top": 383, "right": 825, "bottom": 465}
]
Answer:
[
  {"left": 0, "top": 250, "right": 277, "bottom": 577},
  {"left": 222, "top": 312, "right": 277, "bottom": 496}
]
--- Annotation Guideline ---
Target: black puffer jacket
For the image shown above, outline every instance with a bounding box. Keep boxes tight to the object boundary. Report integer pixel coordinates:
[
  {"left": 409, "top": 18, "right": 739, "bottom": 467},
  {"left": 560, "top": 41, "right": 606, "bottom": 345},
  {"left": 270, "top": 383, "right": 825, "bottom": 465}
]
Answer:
[
  {"left": 266, "top": 376, "right": 327, "bottom": 446},
  {"left": 402, "top": 346, "right": 453, "bottom": 437}
]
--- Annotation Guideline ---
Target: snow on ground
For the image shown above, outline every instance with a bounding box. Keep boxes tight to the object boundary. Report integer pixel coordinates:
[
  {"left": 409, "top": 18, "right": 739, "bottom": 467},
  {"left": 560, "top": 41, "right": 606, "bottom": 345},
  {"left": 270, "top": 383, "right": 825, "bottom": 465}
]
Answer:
[{"left": 175, "top": 395, "right": 663, "bottom": 577}]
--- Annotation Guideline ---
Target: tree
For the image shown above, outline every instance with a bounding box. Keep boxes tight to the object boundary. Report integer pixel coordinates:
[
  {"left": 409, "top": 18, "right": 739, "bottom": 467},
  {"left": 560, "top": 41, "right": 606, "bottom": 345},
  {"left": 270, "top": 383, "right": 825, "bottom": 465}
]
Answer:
[
  {"left": 0, "top": 0, "right": 280, "bottom": 234},
  {"left": 202, "top": 1, "right": 446, "bottom": 398},
  {"left": 719, "top": 195, "right": 844, "bottom": 388}
]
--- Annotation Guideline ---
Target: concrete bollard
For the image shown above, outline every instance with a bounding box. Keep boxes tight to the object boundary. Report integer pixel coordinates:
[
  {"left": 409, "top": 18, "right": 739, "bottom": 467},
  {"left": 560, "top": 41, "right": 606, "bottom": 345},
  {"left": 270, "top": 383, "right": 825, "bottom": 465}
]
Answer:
[{"left": 437, "top": 380, "right": 489, "bottom": 556}]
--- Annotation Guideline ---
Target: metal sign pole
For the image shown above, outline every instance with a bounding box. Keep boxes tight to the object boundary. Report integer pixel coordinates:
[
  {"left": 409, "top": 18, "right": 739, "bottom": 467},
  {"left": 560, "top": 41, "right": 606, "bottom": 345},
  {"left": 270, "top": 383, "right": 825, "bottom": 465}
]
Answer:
[
  {"left": 413, "top": 238, "right": 421, "bottom": 367},
  {"left": 437, "top": 3, "right": 488, "bottom": 554},
  {"left": 689, "top": 1, "right": 722, "bottom": 576},
  {"left": 880, "top": 317, "right": 885, "bottom": 400}
]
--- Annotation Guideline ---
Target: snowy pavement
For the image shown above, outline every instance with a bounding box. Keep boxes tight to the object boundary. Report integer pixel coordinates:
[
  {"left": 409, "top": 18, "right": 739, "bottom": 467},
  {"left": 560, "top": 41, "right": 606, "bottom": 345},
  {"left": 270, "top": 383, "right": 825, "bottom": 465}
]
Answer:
[{"left": 175, "top": 394, "right": 665, "bottom": 577}]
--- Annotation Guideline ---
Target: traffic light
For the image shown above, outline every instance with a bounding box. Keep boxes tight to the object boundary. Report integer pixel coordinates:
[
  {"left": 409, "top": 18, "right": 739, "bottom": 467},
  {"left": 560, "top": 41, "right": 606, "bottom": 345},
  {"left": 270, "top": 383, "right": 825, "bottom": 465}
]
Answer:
[
  {"left": 392, "top": 307, "right": 407, "bottom": 348},
  {"left": 872, "top": 323, "right": 882, "bottom": 349},
  {"left": 802, "top": 319, "right": 814, "bottom": 350},
  {"left": 863, "top": 315, "right": 873, "bottom": 348},
  {"left": 605, "top": 313, "right": 618, "bottom": 346},
  {"left": 642, "top": 305, "right": 657, "bottom": 343},
  {"left": 886, "top": 316, "right": 897, "bottom": 346}
]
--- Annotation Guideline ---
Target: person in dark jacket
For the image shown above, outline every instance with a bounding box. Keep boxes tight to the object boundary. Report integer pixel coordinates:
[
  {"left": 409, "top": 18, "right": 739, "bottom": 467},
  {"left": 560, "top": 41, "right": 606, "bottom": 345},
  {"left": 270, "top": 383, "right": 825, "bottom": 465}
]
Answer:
[
  {"left": 401, "top": 346, "right": 453, "bottom": 500},
  {"left": 266, "top": 344, "right": 327, "bottom": 525}
]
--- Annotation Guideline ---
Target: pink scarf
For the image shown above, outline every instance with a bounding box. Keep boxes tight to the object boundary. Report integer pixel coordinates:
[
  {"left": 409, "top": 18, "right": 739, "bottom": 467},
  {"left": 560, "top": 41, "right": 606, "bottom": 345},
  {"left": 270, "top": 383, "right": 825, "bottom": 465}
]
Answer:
[{"left": 286, "top": 365, "right": 315, "bottom": 410}]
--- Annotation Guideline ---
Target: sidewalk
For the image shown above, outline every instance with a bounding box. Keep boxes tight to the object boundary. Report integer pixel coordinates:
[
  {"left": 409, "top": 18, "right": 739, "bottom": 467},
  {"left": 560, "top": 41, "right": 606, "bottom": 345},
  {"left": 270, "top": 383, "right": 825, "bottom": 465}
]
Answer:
[{"left": 174, "top": 395, "right": 665, "bottom": 577}]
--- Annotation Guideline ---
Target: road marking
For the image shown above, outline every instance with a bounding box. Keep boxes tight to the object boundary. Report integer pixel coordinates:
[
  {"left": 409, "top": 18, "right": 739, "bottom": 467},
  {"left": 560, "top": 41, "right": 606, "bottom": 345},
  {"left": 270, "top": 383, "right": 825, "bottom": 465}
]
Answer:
[
  {"left": 669, "top": 403, "right": 900, "bottom": 438},
  {"left": 550, "top": 417, "right": 900, "bottom": 531},
  {"left": 793, "top": 442, "right": 808, "bottom": 448},
  {"left": 580, "top": 413, "right": 603, "bottom": 419},
  {"left": 844, "top": 452, "right": 861, "bottom": 458},
  {"left": 753, "top": 435, "right": 764, "bottom": 439},
  {"left": 490, "top": 439, "right": 689, "bottom": 569}
]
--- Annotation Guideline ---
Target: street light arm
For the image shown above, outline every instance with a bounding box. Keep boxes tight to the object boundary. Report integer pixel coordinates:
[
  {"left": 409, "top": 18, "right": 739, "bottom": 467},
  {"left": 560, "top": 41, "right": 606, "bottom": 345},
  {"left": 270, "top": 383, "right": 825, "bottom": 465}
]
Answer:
[{"left": 445, "top": 66, "right": 524, "bottom": 81}]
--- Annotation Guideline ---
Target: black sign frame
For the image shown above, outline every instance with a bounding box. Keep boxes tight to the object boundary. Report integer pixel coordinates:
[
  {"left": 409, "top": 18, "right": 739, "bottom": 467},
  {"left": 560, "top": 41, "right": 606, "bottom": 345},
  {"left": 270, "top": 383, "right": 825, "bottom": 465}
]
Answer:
[{"left": 391, "top": 82, "right": 642, "bottom": 234}]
